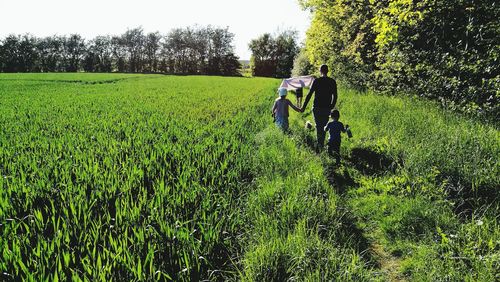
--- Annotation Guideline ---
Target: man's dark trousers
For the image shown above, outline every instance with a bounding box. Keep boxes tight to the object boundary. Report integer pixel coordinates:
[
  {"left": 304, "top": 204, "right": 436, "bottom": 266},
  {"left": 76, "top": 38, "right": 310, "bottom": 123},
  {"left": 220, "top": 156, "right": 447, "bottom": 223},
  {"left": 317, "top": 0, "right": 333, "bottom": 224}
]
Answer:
[{"left": 313, "top": 107, "right": 331, "bottom": 149}]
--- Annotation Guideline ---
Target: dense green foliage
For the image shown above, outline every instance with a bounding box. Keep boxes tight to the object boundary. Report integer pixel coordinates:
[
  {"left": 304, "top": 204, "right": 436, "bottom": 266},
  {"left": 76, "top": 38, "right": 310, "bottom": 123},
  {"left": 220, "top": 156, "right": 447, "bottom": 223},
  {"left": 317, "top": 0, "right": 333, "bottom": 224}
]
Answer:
[
  {"left": 301, "top": 0, "right": 499, "bottom": 119},
  {"left": 0, "top": 26, "right": 241, "bottom": 75},
  {"left": 292, "top": 48, "right": 315, "bottom": 77},
  {"left": 249, "top": 30, "right": 300, "bottom": 78}
]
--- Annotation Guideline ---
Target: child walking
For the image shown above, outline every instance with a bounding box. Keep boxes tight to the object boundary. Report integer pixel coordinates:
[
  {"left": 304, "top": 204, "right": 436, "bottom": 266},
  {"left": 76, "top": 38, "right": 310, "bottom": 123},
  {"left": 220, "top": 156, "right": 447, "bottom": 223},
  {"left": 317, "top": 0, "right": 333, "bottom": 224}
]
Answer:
[
  {"left": 272, "top": 87, "right": 303, "bottom": 131},
  {"left": 324, "top": 109, "right": 349, "bottom": 164}
]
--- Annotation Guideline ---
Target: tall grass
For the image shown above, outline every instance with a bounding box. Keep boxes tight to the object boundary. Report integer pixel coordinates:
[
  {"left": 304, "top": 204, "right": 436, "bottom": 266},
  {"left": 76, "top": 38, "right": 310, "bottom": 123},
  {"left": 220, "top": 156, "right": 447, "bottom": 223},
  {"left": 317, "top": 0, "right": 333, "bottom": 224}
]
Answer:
[
  {"left": 0, "top": 74, "right": 276, "bottom": 280},
  {"left": 1, "top": 74, "right": 497, "bottom": 281},
  {"left": 289, "top": 87, "right": 499, "bottom": 280},
  {"left": 338, "top": 88, "right": 499, "bottom": 196},
  {"left": 240, "top": 127, "right": 377, "bottom": 281}
]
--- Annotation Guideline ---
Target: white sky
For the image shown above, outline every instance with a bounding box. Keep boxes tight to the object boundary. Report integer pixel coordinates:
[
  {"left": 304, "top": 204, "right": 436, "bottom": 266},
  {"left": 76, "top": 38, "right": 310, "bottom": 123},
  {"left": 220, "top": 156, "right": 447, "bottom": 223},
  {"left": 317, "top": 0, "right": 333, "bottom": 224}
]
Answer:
[{"left": 0, "top": 0, "right": 310, "bottom": 60}]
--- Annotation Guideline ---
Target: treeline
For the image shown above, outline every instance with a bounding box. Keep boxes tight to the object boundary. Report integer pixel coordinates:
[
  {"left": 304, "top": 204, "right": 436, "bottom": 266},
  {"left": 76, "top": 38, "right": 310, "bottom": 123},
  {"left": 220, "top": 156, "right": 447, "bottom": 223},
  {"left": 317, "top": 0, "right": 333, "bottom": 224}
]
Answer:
[
  {"left": 301, "top": 0, "right": 499, "bottom": 119},
  {"left": 0, "top": 26, "right": 241, "bottom": 76},
  {"left": 248, "top": 30, "right": 299, "bottom": 78}
]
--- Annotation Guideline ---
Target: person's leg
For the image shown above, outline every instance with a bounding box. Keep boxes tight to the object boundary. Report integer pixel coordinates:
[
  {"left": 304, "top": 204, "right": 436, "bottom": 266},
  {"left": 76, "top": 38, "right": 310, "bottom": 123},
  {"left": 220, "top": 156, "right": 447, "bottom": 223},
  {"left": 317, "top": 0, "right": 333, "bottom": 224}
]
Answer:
[
  {"left": 327, "top": 142, "right": 334, "bottom": 156},
  {"left": 275, "top": 116, "right": 289, "bottom": 132},
  {"left": 283, "top": 118, "right": 289, "bottom": 132},
  {"left": 313, "top": 108, "right": 330, "bottom": 150},
  {"left": 333, "top": 141, "right": 341, "bottom": 164}
]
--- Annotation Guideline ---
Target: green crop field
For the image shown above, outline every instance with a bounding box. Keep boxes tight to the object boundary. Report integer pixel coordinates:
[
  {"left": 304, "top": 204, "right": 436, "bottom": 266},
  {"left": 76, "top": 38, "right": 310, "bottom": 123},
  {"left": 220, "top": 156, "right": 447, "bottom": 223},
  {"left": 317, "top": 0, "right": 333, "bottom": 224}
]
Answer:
[{"left": 1, "top": 73, "right": 499, "bottom": 281}]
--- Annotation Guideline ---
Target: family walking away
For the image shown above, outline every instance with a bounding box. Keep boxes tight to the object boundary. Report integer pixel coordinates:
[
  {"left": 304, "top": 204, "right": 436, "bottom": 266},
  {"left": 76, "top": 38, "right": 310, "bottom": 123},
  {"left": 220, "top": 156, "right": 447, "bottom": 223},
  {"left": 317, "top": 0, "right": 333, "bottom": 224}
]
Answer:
[
  {"left": 274, "top": 64, "right": 353, "bottom": 164},
  {"left": 301, "top": 64, "right": 338, "bottom": 152}
]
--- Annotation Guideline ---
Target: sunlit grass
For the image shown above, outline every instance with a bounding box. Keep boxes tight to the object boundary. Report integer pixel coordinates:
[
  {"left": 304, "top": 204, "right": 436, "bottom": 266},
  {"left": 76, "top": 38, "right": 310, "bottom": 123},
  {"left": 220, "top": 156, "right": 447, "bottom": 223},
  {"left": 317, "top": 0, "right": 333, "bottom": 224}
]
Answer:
[
  {"left": 290, "top": 86, "right": 499, "bottom": 280},
  {"left": 0, "top": 74, "right": 277, "bottom": 280},
  {"left": 1, "top": 74, "right": 498, "bottom": 280}
]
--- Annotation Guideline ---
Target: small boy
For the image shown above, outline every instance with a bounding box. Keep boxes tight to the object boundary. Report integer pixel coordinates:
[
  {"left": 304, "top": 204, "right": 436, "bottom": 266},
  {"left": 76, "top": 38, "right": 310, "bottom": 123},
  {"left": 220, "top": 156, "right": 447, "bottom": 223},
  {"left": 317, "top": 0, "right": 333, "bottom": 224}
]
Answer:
[
  {"left": 324, "top": 109, "right": 348, "bottom": 164},
  {"left": 272, "top": 87, "right": 303, "bottom": 131}
]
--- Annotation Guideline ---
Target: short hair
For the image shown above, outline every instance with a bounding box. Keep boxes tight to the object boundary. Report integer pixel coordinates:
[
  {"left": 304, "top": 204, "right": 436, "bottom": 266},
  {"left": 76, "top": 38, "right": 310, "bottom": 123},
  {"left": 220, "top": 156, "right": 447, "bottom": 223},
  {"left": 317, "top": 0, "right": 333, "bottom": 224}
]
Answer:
[
  {"left": 320, "top": 64, "right": 329, "bottom": 74},
  {"left": 331, "top": 109, "right": 340, "bottom": 119}
]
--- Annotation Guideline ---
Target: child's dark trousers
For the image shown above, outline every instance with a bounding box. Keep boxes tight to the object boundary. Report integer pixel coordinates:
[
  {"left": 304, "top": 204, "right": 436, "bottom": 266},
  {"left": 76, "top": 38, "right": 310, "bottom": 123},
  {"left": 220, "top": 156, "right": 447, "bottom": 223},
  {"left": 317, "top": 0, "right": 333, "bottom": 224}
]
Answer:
[{"left": 328, "top": 140, "right": 341, "bottom": 164}]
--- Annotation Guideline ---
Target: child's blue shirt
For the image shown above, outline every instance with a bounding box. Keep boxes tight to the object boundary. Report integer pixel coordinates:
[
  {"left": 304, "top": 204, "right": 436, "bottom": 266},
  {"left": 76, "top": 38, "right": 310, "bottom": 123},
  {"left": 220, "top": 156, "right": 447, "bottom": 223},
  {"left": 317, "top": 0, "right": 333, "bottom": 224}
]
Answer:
[{"left": 325, "top": 120, "right": 345, "bottom": 143}]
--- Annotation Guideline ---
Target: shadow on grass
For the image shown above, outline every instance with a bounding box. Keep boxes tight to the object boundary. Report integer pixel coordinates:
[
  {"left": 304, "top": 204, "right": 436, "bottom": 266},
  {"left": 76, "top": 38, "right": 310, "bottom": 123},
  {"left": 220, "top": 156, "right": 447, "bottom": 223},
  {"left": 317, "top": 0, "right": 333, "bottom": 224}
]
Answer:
[
  {"left": 440, "top": 173, "right": 500, "bottom": 218},
  {"left": 336, "top": 207, "right": 379, "bottom": 268},
  {"left": 348, "top": 147, "right": 399, "bottom": 176},
  {"left": 299, "top": 130, "right": 317, "bottom": 152},
  {"left": 324, "top": 163, "right": 356, "bottom": 195},
  {"left": 321, "top": 162, "right": 377, "bottom": 267}
]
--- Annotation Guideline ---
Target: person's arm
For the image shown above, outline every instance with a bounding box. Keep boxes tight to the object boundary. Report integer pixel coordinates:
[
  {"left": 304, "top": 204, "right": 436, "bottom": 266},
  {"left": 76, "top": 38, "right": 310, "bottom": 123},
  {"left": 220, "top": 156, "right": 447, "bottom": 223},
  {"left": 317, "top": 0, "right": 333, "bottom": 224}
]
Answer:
[
  {"left": 272, "top": 101, "right": 277, "bottom": 116},
  {"left": 287, "top": 99, "right": 302, "bottom": 112},
  {"left": 330, "top": 80, "right": 338, "bottom": 109},
  {"left": 324, "top": 122, "right": 330, "bottom": 132},
  {"left": 301, "top": 81, "right": 316, "bottom": 111},
  {"left": 341, "top": 122, "right": 346, "bottom": 132}
]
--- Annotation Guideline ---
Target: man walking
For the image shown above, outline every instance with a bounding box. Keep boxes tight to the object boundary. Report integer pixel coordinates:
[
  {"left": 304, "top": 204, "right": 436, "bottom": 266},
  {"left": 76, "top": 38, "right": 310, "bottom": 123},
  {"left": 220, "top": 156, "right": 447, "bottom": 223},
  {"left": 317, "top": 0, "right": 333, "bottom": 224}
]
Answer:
[{"left": 301, "top": 64, "right": 338, "bottom": 151}]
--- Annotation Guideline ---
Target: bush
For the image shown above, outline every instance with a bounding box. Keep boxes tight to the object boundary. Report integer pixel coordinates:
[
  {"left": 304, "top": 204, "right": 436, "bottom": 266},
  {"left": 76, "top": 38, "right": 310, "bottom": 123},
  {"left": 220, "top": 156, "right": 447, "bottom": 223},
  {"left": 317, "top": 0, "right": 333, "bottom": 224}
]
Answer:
[
  {"left": 301, "top": 0, "right": 500, "bottom": 119},
  {"left": 291, "top": 48, "right": 314, "bottom": 77}
]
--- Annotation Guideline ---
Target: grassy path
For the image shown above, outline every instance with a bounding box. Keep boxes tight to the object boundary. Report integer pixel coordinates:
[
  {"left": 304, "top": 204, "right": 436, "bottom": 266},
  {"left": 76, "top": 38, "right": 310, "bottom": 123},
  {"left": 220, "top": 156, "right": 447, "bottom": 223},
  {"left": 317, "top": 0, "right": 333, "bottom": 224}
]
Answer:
[
  {"left": 370, "top": 242, "right": 404, "bottom": 281},
  {"left": 323, "top": 160, "right": 406, "bottom": 281},
  {"left": 323, "top": 154, "right": 407, "bottom": 281},
  {"left": 284, "top": 86, "right": 499, "bottom": 281}
]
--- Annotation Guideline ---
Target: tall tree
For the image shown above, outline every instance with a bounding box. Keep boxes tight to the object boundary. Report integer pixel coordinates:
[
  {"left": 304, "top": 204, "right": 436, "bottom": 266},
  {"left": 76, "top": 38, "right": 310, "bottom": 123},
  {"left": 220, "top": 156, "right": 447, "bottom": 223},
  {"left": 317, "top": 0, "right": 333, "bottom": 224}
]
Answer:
[
  {"left": 0, "top": 25, "right": 242, "bottom": 77},
  {"left": 121, "top": 27, "right": 145, "bottom": 72},
  {"left": 302, "top": 0, "right": 376, "bottom": 89},
  {"left": 37, "top": 36, "right": 64, "bottom": 72},
  {"left": 111, "top": 35, "right": 127, "bottom": 72},
  {"left": 248, "top": 33, "right": 276, "bottom": 77},
  {"left": 0, "top": 35, "right": 20, "bottom": 72},
  {"left": 63, "top": 34, "right": 85, "bottom": 72},
  {"left": 248, "top": 30, "right": 299, "bottom": 77},
  {"left": 94, "top": 36, "right": 113, "bottom": 72},
  {"left": 292, "top": 47, "right": 314, "bottom": 77},
  {"left": 274, "top": 30, "right": 299, "bottom": 78},
  {"left": 17, "top": 34, "right": 39, "bottom": 72},
  {"left": 302, "top": 0, "right": 499, "bottom": 117},
  {"left": 144, "top": 32, "right": 162, "bottom": 72},
  {"left": 83, "top": 36, "right": 112, "bottom": 72}
]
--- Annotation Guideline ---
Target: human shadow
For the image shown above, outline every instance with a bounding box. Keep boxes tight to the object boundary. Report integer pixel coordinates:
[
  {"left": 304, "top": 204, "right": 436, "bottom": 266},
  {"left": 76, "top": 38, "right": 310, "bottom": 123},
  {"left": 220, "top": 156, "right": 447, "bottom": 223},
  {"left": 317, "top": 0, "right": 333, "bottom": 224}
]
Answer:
[
  {"left": 337, "top": 205, "right": 378, "bottom": 267},
  {"left": 319, "top": 161, "right": 377, "bottom": 266},
  {"left": 294, "top": 126, "right": 317, "bottom": 153},
  {"left": 348, "top": 147, "right": 399, "bottom": 176},
  {"left": 324, "top": 162, "right": 356, "bottom": 195}
]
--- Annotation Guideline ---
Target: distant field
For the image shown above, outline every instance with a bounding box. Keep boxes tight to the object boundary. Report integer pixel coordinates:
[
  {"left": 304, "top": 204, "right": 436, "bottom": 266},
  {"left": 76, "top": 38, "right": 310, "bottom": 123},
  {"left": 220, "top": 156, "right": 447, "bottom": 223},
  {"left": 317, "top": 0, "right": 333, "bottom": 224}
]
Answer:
[
  {"left": 0, "top": 73, "right": 150, "bottom": 82},
  {"left": 1, "top": 73, "right": 498, "bottom": 281}
]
